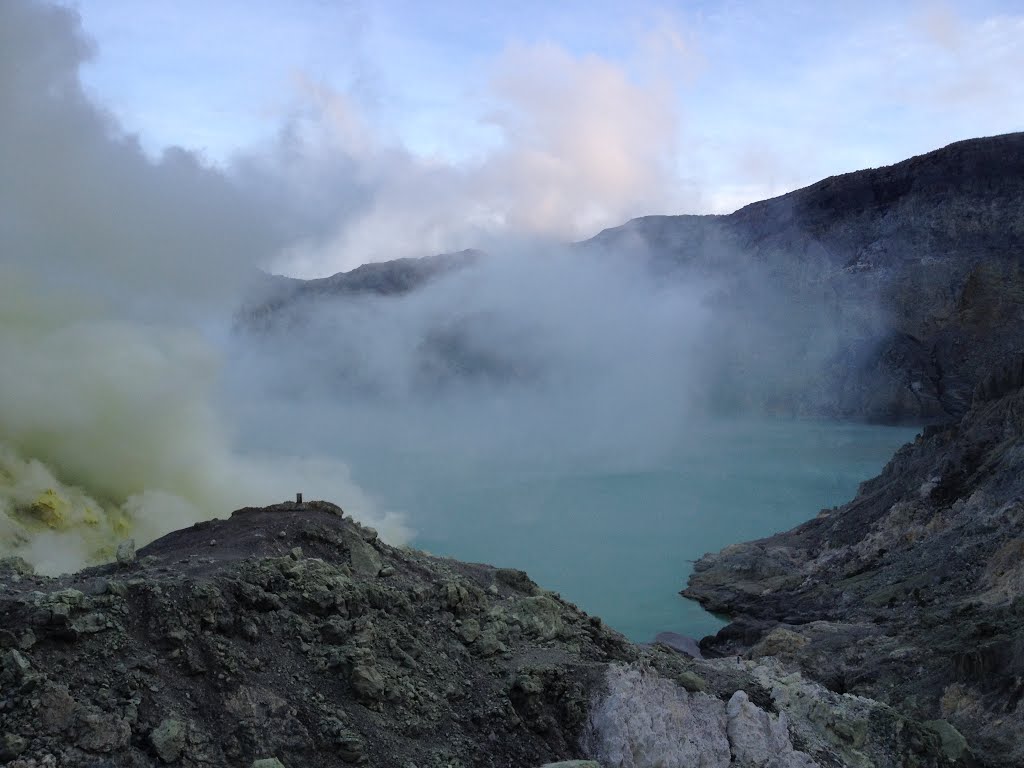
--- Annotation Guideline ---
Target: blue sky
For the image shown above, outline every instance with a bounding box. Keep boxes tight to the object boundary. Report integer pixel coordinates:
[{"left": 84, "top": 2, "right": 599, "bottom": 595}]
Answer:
[{"left": 57, "top": 0, "right": 1024, "bottom": 272}]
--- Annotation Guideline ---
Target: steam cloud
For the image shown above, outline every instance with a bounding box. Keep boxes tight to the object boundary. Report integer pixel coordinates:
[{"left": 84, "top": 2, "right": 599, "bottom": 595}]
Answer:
[
  {"left": 228, "top": 245, "right": 713, "bottom": 479},
  {"left": 238, "top": 36, "right": 693, "bottom": 276},
  {"left": 0, "top": 0, "right": 407, "bottom": 573}
]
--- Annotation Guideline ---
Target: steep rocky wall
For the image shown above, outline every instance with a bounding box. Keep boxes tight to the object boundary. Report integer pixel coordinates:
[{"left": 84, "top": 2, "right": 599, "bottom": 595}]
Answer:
[{"left": 593, "top": 132, "right": 1024, "bottom": 423}]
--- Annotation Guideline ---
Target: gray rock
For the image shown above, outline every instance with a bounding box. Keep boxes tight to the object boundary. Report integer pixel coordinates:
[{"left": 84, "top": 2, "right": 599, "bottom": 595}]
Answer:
[
  {"left": 586, "top": 664, "right": 732, "bottom": 768},
  {"left": 653, "top": 631, "right": 703, "bottom": 659},
  {"left": 75, "top": 709, "right": 131, "bottom": 753},
  {"left": 3, "top": 649, "right": 31, "bottom": 678},
  {"left": 48, "top": 588, "right": 84, "bottom": 607},
  {"left": 71, "top": 612, "right": 109, "bottom": 634},
  {"left": 457, "top": 619, "right": 481, "bottom": 644},
  {"left": 347, "top": 535, "right": 382, "bottom": 577},
  {"left": 923, "top": 720, "right": 969, "bottom": 762},
  {"left": 508, "top": 595, "right": 565, "bottom": 640},
  {"left": 726, "top": 690, "right": 813, "bottom": 768},
  {"left": 150, "top": 718, "right": 186, "bottom": 763},
  {"left": 38, "top": 682, "right": 76, "bottom": 733},
  {"left": 0, "top": 556, "right": 34, "bottom": 575},
  {"left": 350, "top": 664, "right": 385, "bottom": 701},
  {"left": 0, "top": 732, "right": 28, "bottom": 761},
  {"left": 673, "top": 670, "right": 708, "bottom": 693},
  {"left": 116, "top": 539, "right": 136, "bottom": 566},
  {"left": 0, "top": 503, "right": 967, "bottom": 768},
  {"left": 333, "top": 730, "right": 365, "bottom": 764}
]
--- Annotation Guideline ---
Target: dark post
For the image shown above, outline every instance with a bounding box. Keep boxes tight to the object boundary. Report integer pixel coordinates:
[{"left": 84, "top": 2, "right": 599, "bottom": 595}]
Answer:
[{"left": 296, "top": 492, "right": 303, "bottom": 504}]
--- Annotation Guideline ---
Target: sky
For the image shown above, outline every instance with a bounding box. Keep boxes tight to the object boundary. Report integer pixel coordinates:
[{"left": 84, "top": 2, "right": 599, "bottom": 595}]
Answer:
[{"left": 51, "top": 0, "right": 1024, "bottom": 274}]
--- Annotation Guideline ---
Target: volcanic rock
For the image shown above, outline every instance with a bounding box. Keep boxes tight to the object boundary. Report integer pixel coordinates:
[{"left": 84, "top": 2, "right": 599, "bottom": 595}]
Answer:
[{"left": 0, "top": 502, "right": 962, "bottom": 767}]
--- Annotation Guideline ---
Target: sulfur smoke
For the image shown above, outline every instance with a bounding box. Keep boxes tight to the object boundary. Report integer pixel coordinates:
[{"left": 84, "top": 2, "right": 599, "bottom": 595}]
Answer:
[{"left": 0, "top": 0, "right": 407, "bottom": 573}]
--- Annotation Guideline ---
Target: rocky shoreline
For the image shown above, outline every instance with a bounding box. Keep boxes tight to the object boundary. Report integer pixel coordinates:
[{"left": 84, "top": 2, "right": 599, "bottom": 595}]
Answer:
[
  {"left": 685, "top": 362, "right": 1024, "bottom": 767},
  {"left": 1, "top": 501, "right": 968, "bottom": 767}
]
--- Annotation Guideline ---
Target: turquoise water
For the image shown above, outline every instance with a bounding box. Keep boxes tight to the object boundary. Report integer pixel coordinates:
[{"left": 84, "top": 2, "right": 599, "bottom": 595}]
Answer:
[{"left": 345, "top": 419, "right": 917, "bottom": 642}]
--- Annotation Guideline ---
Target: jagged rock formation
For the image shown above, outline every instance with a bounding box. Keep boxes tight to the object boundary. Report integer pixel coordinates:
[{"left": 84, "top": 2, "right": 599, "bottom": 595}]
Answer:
[
  {"left": 1, "top": 503, "right": 961, "bottom": 767},
  {"left": 685, "top": 360, "right": 1024, "bottom": 767},
  {"left": 240, "top": 132, "right": 1024, "bottom": 424}
]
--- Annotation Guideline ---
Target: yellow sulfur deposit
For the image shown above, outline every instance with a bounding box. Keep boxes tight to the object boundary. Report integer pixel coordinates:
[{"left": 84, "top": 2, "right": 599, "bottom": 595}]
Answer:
[
  {"left": 0, "top": 444, "right": 145, "bottom": 573},
  {"left": 28, "top": 488, "right": 72, "bottom": 529}
]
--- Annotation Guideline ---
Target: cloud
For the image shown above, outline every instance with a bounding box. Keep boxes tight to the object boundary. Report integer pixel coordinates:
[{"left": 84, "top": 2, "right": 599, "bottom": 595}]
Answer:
[
  {"left": 481, "top": 41, "right": 684, "bottom": 234},
  {"left": 249, "top": 35, "right": 692, "bottom": 276},
  {"left": 888, "top": 5, "right": 1024, "bottom": 111},
  {"left": 681, "top": 3, "right": 1024, "bottom": 213}
]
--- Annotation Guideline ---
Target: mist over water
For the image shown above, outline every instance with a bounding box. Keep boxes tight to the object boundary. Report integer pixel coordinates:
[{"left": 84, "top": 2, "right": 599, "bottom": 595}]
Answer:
[{"left": 227, "top": 253, "right": 916, "bottom": 639}]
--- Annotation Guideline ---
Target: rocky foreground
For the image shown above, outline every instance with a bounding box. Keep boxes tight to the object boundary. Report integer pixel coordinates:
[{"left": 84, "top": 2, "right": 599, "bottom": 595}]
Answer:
[
  {"left": 686, "top": 363, "right": 1024, "bottom": 767},
  {"left": 1, "top": 502, "right": 968, "bottom": 767}
]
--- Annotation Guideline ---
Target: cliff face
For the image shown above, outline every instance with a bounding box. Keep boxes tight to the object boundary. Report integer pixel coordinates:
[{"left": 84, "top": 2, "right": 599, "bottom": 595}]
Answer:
[
  {"left": 0, "top": 504, "right": 964, "bottom": 768},
  {"left": 685, "top": 362, "right": 1024, "bottom": 766},
  {"left": 590, "top": 132, "right": 1024, "bottom": 423}
]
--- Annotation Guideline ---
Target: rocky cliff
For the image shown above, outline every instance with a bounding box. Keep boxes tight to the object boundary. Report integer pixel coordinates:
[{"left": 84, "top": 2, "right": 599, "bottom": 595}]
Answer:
[
  {"left": 589, "top": 132, "right": 1024, "bottom": 423},
  {"left": 1, "top": 503, "right": 965, "bottom": 768},
  {"left": 685, "top": 361, "right": 1024, "bottom": 767}
]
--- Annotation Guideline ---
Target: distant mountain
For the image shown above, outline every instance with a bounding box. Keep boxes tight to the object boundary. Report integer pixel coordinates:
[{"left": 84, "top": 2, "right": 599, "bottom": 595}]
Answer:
[
  {"left": 241, "top": 133, "right": 1024, "bottom": 425},
  {"left": 239, "top": 249, "right": 481, "bottom": 334}
]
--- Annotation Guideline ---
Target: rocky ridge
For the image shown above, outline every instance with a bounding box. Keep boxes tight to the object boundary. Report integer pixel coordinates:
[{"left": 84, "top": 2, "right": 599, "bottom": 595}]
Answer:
[
  {"left": 1, "top": 503, "right": 965, "bottom": 767},
  {"left": 685, "top": 361, "right": 1024, "bottom": 766}
]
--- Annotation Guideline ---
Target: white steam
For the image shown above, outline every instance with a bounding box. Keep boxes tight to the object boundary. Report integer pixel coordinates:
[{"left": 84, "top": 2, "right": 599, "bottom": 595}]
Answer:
[
  {"left": 228, "top": 244, "right": 713, "bottom": 475},
  {"left": 238, "top": 36, "right": 693, "bottom": 276}
]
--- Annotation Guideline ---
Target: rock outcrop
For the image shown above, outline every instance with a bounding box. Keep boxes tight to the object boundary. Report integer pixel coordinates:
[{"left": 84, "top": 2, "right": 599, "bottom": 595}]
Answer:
[
  {"left": 685, "top": 362, "right": 1024, "bottom": 766},
  {"left": 1, "top": 502, "right": 961, "bottom": 767}
]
